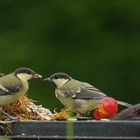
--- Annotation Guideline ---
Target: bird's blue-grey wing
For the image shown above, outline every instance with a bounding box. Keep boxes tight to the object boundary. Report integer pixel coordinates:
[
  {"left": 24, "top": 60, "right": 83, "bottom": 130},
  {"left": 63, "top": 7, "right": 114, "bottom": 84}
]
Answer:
[
  {"left": 61, "top": 82, "right": 106, "bottom": 99},
  {"left": 74, "top": 86, "right": 106, "bottom": 99},
  {"left": 0, "top": 83, "right": 22, "bottom": 96}
]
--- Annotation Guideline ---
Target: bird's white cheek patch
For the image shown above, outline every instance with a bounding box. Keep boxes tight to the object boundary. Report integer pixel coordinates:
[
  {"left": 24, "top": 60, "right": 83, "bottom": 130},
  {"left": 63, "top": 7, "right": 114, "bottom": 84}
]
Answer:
[
  {"left": 17, "top": 73, "right": 32, "bottom": 81},
  {"left": 53, "top": 79, "right": 69, "bottom": 88}
]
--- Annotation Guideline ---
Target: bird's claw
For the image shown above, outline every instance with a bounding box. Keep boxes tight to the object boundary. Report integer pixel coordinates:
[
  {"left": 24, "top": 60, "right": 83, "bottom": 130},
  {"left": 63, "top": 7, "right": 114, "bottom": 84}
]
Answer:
[{"left": 6, "top": 116, "right": 19, "bottom": 121}]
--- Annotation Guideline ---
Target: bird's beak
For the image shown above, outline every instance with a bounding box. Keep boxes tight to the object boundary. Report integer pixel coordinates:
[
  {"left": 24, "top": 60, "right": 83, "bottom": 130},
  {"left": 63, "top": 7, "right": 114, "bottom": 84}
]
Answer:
[
  {"left": 33, "top": 73, "right": 42, "bottom": 79},
  {"left": 43, "top": 77, "right": 51, "bottom": 81}
]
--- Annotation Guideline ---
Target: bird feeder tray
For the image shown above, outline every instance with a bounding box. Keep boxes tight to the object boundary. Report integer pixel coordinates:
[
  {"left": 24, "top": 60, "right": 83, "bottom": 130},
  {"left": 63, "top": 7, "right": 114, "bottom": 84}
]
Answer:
[{"left": 0, "top": 120, "right": 140, "bottom": 139}]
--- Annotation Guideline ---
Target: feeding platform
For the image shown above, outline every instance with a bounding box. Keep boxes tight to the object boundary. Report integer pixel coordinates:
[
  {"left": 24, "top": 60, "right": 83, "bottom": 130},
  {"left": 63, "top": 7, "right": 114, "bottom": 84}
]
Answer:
[
  {"left": 0, "top": 120, "right": 140, "bottom": 139},
  {"left": 0, "top": 96, "right": 139, "bottom": 139}
]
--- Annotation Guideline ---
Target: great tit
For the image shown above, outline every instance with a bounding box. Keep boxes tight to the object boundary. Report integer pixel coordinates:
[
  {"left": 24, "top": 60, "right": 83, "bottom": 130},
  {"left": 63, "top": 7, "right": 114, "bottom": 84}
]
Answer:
[
  {"left": 0, "top": 67, "right": 42, "bottom": 120},
  {"left": 44, "top": 72, "right": 132, "bottom": 116}
]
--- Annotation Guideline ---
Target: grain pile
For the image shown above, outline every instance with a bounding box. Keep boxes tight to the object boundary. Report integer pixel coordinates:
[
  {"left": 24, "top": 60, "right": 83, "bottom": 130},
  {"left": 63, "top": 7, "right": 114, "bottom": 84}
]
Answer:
[{"left": 0, "top": 96, "right": 52, "bottom": 121}]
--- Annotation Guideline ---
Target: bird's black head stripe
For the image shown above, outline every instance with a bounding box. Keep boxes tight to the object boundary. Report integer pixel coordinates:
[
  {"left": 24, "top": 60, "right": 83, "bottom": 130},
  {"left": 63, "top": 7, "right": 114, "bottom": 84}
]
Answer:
[
  {"left": 50, "top": 72, "right": 71, "bottom": 80},
  {"left": 14, "top": 67, "right": 35, "bottom": 75}
]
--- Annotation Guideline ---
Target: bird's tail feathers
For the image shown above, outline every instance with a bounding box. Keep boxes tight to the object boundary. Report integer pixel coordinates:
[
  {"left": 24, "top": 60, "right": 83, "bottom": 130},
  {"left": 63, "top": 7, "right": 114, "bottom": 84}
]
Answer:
[{"left": 117, "top": 100, "right": 132, "bottom": 108}]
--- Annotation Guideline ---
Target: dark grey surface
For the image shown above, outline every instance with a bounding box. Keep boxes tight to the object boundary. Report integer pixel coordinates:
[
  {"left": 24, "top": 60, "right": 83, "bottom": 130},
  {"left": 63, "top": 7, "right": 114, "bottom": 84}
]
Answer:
[
  {"left": 112, "top": 104, "right": 140, "bottom": 120},
  {"left": 0, "top": 120, "right": 138, "bottom": 139}
]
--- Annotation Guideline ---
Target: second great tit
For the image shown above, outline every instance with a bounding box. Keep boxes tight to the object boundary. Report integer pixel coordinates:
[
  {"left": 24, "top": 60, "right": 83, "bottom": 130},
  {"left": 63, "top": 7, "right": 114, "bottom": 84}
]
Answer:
[
  {"left": 44, "top": 72, "right": 106, "bottom": 116},
  {"left": 0, "top": 67, "right": 42, "bottom": 120},
  {"left": 44, "top": 72, "right": 132, "bottom": 116}
]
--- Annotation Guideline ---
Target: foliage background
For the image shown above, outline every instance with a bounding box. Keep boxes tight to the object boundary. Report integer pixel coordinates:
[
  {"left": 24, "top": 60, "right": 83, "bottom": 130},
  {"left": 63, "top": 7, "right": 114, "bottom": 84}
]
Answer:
[{"left": 0, "top": 0, "right": 140, "bottom": 111}]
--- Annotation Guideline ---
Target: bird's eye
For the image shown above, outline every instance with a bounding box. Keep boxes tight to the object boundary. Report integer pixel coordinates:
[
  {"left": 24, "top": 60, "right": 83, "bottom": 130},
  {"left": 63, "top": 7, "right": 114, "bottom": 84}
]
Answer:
[
  {"left": 27, "top": 71, "right": 32, "bottom": 74},
  {"left": 54, "top": 76, "right": 58, "bottom": 79}
]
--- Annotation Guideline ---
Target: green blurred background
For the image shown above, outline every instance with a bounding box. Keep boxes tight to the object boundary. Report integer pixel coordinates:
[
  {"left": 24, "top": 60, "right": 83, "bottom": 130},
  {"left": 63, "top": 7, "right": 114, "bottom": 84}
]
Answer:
[{"left": 0, "top": 0, "right": 140, "bottom": 112}]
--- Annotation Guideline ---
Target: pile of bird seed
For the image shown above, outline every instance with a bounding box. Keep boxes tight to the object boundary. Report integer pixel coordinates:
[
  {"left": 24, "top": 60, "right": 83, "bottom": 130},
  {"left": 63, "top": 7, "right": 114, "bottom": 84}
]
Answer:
[{"left": 0, "top": 96, "right": 52, "bottom": 121}]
